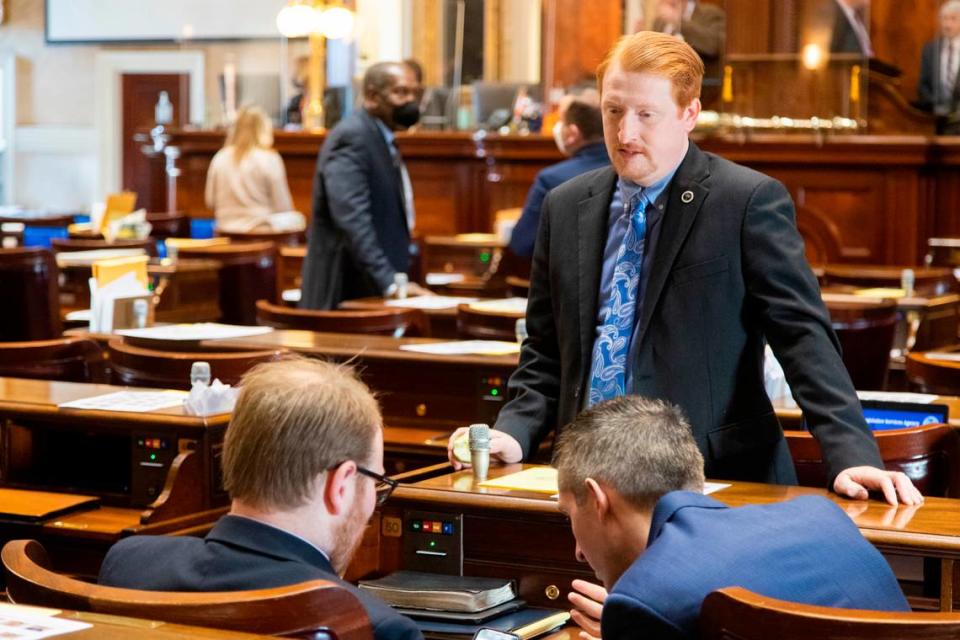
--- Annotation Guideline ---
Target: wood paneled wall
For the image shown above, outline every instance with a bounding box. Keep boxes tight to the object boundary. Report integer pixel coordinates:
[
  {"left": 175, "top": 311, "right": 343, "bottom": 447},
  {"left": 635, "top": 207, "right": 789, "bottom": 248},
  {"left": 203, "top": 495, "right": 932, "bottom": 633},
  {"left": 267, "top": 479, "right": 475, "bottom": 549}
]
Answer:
[{"left": 541, "top": 0, "right": 622, "bottom": 89}]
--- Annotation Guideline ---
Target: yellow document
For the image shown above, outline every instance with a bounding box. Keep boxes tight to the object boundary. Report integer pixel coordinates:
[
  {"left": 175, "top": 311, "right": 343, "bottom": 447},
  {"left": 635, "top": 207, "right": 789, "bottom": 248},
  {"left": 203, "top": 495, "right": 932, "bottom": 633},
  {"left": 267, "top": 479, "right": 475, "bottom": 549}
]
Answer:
[
  {"left": 165, "top": 237, "right": 230, "bottom": 255},
  {"left": 478, "top": 466, "right": 558, "bottom": 494},
  {"left": 100, "top": 191, "right": 137, "bottom": 234},
  {"left": 854, "top": 287, "right": 906, "bottom": 298},
  {"left": 92, "top": 255, "right": 149, "bottom": 288}
]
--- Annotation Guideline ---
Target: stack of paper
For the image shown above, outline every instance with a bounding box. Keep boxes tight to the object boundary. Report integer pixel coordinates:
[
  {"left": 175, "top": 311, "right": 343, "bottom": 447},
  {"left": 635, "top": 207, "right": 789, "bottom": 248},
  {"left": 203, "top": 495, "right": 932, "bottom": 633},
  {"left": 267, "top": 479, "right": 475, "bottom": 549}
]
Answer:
[
  {"left": 165, "top": 237, "right": 230, "bottom": 259},
  {"left": 89, "top": 271, "right": 152, "bottom": 333},
  {"left": 399, "top": 340, "right": 520, "bottom": 356},
  {"left": 117, "top": 323, "right": 274, "bottom": 341},
  {"left": 385, "top": 296, "right": 479, "bottom": 310}
]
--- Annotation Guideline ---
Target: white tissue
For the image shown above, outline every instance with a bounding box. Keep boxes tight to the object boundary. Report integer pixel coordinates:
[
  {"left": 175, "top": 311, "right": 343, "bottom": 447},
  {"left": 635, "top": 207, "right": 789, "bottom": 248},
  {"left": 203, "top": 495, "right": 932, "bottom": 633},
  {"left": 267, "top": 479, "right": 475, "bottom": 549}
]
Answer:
[{"left": 182, "top": 379, "right": 239, "bottom": 416}]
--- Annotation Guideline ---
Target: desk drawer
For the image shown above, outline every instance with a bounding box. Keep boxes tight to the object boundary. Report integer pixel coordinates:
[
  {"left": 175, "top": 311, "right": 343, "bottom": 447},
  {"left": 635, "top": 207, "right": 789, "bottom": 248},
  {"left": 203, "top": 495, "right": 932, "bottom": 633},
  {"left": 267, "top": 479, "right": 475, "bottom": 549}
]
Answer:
[
  {"left": 464, "top": 514, "right": 577, "bottom": 565},
  {"left": 465, "top": 560, "right": 594, "bottom": 608}
]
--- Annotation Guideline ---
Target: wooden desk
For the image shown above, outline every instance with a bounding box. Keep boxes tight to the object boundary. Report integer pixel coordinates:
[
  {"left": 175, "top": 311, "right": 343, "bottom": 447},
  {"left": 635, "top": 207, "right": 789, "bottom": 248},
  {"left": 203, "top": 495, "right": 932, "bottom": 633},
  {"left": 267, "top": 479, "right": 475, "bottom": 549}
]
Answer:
[
  {"left": 371, "top": 464, "right": 960, "bottom": 612},
  {"left": 0, "top": 604, "right": 271, "bottom": 638},
  {"left": 0, "top": 377, "right": 229, "bottom": 577},
  {"left": 56, "top": 258, "right": 222, "bottom": 323},
  {"left": 339, "top": 298, "right": 462, "bottom": 339}
]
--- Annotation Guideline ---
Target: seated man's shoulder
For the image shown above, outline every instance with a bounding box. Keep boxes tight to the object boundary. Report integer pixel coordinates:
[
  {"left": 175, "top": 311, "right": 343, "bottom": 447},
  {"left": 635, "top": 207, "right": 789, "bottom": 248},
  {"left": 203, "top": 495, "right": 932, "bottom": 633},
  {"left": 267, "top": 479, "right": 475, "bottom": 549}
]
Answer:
[{"left": 99, "top": 534, "right": 205, "bottom": 586}]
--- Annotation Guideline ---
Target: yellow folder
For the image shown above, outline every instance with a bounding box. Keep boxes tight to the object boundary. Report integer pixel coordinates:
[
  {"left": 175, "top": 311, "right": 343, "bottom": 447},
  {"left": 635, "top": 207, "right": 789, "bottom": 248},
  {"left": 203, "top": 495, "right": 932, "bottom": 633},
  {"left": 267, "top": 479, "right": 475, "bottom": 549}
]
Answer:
[
  {"left": 92, "top": 255, "right": 149, "bottom": 288},
  {"left": 165, "top": 237, "right": 230, "bottom": 253},
  {"left": 100, "top": 191, "right": 137, "bottom": 234}
]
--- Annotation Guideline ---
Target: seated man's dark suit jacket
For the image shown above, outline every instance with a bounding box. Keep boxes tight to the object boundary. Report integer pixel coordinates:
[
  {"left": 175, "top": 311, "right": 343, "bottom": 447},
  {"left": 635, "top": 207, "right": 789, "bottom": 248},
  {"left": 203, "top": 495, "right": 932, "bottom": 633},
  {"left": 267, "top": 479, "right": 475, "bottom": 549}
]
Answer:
[
  {"left": 602, "top": 491, "right": 910, "bottom": 640},
  {"left": 495, "top": 142, "right": 883, "bottom": 483},
  {"left": 918, "top": 38, "right": 960, "bottom": 113},
  {"left": 98, "top": 515, "right": 422, "bottom": 640},
  {"left": 509, "top": 142, "right": 610, "bottom": 258},
  {"left": 300, "top": 109, "right": 410, "bottom": 310}
]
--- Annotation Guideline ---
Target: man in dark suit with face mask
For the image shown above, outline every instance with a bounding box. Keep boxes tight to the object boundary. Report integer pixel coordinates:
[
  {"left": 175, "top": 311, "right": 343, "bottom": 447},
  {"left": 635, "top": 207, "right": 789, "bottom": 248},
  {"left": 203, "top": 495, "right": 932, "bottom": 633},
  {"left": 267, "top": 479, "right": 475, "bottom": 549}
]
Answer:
[{"left": 300, "top": 61, "right": 429, "bottom": 310}]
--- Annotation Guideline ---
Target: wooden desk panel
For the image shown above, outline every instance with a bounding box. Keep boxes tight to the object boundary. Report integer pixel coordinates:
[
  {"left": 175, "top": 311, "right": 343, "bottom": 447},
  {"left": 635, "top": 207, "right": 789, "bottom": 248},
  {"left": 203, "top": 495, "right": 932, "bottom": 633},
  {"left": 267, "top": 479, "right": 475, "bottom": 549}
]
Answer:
[{"left": 371, "top": 464, "right": 960, "bottom": 611}]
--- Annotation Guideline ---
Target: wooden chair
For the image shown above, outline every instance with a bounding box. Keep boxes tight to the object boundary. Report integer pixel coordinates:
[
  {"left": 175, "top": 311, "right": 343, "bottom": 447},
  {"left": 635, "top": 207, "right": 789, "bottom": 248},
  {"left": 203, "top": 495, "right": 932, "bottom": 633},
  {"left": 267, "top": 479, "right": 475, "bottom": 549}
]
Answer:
[
  {"left": 700, "top": 586, "right": 960, "bottom": 640},
  {"left": 108, "top": 338, "right": 284, "bottom": 390},
  {"left": 824, "top": 298, "right": 898, "bottom": 390},
  {"left": 906, "top": 350, "right": 960, "bottom": 395},
  {"left": 456, "top": 303, "right": 523, "bottom": 341},
  {"left": 51, "top": 236, "right": 158, "bottom": 257},
  {"left": 3, "top": 540, "right": 372, "bottom": 640},
  {"left": 506, "top": 276, "right": 530, "bottom": 298},
  {"left": 0, "top": 247, "right": 61, "bottom": 341},
  {"left": 927, "top": 237, "right": 960, "bottom": 268},
  {"left": 279, "top": 245, "right": 307, "bottom": 300},
  {"left": 785, "top": 423, "right": 958, "bottom": 497},
  {"left": 217, "top": 228, "right": 305, "bottom": 247},
  {"left": 0, "top": 338, "right": 106, "bottom": 383},
  {"left": 147, "top": 211, "right": 192, "bottom": 239},
  {"left": 256, "top": 299, "right": 427, "bottom": 337},
  {"left": 177, "top": 242, "right": 277, "bottom": 325}
]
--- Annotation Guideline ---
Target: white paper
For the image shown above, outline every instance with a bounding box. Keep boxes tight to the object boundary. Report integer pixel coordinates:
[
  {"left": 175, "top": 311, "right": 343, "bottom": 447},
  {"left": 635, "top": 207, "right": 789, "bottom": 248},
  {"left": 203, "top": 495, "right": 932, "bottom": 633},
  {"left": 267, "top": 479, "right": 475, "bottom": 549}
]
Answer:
[
  {"left": 425, "top": 273, "right": 466, "bottom": 286},
  {"left": 64, "top": 309, "right": 92, "bottom": 322},
  {"left": 384, "top": 295, "right": 479, "bottom": 310},
  {"left": 468, "top": 297, "right": 528, "bottom": 314},
  {"left": 399, "top": 340, "right": 520, "bottom": 356},
  {"left": 55, "top": 248, "right": 146, "bottom": 267},
  {"left": 117, "top": 323, "right": 274, "bottom": 341},
  {"left": 0, "top": 605, "right": 90, "bottom": 639},
  {"left": 281, "top": 288, "right": 301, "bottom": 303},
  {"left": 90, "top": 271, "right": 151, "bottom": 333},
  {"left": 857, "top": 391, "right": 939, "bottom": 404},
  {"left": 703, "top": 482, "right": 731, "bottom": 495},
  {"left": 59, "top": 390, "right": 188, "bottom": 412},
  {"left": 925, "top": 352, "right": 960, "bottom": 362}
]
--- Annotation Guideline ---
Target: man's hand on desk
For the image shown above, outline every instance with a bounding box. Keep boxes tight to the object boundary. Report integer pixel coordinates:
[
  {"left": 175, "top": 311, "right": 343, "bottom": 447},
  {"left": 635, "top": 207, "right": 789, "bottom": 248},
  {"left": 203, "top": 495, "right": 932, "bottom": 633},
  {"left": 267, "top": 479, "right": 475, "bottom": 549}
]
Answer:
[
  {"left": 834, "top": 466, "right": 924, "bottom": 506},
  {"left": 568, "top": 579, "right": 607, "bottom": 640},
  {"left": 446, "top": 427, "right": 523, "bottom": 470}
]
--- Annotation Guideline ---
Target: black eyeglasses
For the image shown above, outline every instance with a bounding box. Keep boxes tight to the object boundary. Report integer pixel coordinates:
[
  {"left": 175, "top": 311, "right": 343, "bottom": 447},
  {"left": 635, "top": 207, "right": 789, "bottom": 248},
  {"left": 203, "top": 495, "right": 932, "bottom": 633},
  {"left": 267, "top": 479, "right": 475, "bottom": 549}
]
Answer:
[{"left": 357, "top": 465, "right": 399, "bottom": 506}]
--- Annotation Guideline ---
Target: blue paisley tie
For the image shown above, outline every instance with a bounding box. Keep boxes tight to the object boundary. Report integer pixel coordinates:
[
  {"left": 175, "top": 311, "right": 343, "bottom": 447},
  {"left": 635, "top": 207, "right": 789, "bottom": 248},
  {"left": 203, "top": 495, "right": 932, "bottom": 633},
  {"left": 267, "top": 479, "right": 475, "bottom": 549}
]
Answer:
[{"left": 587, "top": 191, "right": 649, "bottom": 406}]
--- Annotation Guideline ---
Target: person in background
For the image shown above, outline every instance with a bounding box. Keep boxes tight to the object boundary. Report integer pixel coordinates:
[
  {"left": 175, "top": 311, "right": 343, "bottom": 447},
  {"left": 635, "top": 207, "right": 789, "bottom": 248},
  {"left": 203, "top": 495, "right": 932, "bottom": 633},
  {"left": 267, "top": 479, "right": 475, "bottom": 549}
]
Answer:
[
  {"left": 652, "top": 0, "right": 726, "bottom": 78},
  {"left": 205, "top": 105, "right": 305, "bottom": 233},
  {"left": 830, "top": 0, "right": 873, "bottom": 56},
  {"left": 99, "top": 358, "right": 422, "bottom": 640},
  {"left": 918, "top": 0, "right": 960, "bottom": 120},
  {"left": 556, "top": 396, "right": 910, "bottom": 640},
  {"left": 300, "top": 61, "right": 430, "bottom": 310},
  {"left": 509, "top": 89, "right": 610, "bottom": 258}
]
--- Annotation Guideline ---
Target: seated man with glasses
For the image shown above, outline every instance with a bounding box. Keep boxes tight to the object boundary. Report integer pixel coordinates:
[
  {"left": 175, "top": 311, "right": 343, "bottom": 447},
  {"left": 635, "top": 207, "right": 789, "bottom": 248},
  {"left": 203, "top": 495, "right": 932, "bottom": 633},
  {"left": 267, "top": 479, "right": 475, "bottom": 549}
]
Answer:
[{"left": 99, "top": 357, "right": 419, "bottom": 640}]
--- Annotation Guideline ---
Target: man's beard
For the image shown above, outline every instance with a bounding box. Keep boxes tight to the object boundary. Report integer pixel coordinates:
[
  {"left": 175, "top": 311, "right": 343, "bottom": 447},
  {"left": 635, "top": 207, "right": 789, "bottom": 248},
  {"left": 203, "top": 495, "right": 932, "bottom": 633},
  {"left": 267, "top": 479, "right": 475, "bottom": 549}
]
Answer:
[{"left": 328, "top": 501, "right": 369, "bottom": 574}]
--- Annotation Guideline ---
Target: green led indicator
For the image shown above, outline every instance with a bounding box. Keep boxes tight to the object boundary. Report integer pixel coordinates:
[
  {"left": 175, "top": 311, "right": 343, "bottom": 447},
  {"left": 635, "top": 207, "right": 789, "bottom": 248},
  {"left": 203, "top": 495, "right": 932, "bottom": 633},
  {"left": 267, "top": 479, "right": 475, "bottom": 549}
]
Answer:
[
  {"left": 490, "top": 388, "right": 499, "bottom": 396},
  {"left": 429, "top": 540, "right": 437, "bottom": 548},
  {"left": 150, "top": 453, "right": 157, "bottom": 461},
  {"left": 480, "top": 252, "right": 491, "bottom": 263}
]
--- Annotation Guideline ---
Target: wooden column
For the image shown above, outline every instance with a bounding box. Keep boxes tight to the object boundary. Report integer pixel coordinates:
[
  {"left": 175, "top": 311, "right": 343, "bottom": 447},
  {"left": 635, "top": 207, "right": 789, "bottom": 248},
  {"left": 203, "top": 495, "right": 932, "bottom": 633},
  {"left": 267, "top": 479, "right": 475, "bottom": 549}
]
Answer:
[{"left": 541, "top": 0, "right": 622, "bottom": 89}]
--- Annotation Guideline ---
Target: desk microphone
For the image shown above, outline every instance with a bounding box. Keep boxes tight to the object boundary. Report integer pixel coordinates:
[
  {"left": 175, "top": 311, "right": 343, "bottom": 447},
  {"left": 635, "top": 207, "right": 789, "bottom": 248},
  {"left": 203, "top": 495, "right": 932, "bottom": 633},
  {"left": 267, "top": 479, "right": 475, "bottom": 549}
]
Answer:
[{"left": 469, "top": 423, "right": 491, "bottom": 482}]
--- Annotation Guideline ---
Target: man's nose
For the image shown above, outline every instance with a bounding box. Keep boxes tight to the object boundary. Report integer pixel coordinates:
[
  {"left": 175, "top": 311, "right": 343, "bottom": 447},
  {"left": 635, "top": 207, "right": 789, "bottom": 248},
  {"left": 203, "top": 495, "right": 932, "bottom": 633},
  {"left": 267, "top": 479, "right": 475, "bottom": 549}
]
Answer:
[{"left": 619, "top": 115, "right": 642, "bottom": 144}]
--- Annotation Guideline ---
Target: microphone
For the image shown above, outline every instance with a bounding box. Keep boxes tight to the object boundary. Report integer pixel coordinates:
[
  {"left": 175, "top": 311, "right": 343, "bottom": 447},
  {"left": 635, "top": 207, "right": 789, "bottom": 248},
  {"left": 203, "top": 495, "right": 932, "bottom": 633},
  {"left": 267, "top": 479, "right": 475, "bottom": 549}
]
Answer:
[{"left": 469, "top": 423, "right": 491, "bottom": 482}]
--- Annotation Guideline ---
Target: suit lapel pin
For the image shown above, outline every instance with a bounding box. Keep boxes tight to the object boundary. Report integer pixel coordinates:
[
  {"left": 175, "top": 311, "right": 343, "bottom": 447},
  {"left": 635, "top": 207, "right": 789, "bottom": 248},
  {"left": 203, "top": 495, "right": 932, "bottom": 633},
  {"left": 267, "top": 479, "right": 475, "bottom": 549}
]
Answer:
[{"left": 681, "top": 190, "right": 695, "bottom": 204}]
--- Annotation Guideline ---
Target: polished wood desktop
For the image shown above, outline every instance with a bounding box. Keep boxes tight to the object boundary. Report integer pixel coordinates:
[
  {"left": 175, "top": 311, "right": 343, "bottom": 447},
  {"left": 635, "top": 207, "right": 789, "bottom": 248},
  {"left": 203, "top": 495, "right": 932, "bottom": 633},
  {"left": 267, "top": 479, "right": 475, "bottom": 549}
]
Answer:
[
  {"left": 0, "top": 604, "right": 272, "bottom": 639},
  {"left": 369, "top": 464, "right": 960, "bottom": 612}
]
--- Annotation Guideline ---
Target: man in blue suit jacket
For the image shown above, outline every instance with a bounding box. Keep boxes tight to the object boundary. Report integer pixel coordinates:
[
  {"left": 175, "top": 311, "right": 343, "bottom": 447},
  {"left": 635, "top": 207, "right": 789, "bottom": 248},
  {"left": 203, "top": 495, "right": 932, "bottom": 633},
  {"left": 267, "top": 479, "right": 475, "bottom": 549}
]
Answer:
[
  {"left": 509, "top": 92, "right": 610, "bottom": 258},
  {"left": 555, "top": 396, "right": 909, "bottom": 640},
  {"left": 99, "top": 358, "right": 422, "bottom": 640}
]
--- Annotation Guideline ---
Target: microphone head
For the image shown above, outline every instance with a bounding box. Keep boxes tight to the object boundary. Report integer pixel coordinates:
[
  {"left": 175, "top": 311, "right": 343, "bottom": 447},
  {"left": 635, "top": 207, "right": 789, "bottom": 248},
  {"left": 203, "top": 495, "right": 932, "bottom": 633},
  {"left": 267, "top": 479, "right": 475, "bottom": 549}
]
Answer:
[{"left": 468, "top": 423, "right": 490, "bottom": 450}]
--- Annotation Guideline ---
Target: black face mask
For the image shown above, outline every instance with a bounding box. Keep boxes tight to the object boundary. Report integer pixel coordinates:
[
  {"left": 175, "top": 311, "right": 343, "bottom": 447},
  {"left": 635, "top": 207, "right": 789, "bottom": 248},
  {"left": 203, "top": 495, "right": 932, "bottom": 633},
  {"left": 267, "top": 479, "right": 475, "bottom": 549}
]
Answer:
[{"left": 392, "top": 101, "right": 421, "bottom": 128}]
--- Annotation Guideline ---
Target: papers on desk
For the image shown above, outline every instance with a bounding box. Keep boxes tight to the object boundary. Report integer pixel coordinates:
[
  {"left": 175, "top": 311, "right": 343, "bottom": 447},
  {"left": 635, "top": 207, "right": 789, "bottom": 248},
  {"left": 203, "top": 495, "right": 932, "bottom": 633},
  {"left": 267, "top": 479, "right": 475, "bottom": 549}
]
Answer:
[
  {"left": 117, "top": 323, "right": 274, "bottom": 341},
  {"left": 926, "top": 352, "right": 960, "bottom": 363},
  {"left": 399, "top": 340, "right": 520, "bottom": 356},
  {"left": 854, "top": 287, "right": 906, "bottom": 298},
  {"left": 59, "top": 390, "right": 188, "bottom": 412},
  {"left": 480, "top": 468, "right": 733, "bottom": 498},
  {"left": 89, "top": 271, "right": 152, "bottom": 333},
  {"left": 385, "top": 295, "right": 479, "bottom": 310},
  {"left": 479, "top": 467, "right": 558, "bottom": 494},
  {"left": 857, "top": 391, "right": 939, "bottom": 404},
  {"left": 425, "top": 272, "right": 466, "bottom": 286},
  {"left": 54, "top": 248, "right": 146, "bottom": 267},
  {"left": 0, "top": 603, "right": 90, "bottom": 639},
  {"left": 282, "top": 288, "right": 302, "bottom": 303},
  {"left": 468, "top": 297, "right": 528, "bottom": 314}
]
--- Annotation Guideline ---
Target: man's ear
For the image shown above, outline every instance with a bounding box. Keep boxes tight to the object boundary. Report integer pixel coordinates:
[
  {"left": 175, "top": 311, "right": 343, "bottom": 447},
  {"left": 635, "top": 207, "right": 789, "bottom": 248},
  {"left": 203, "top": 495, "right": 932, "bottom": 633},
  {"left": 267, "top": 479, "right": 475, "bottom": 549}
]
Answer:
[
  {"left": 681, "top": 97, "right": 701, "bottom": 133},
  {"left": 566, "top": 123, "right": 583, "bottom": 144},
  {"left": 322, "top": 461, "right": 357, "bottom": 517},
  {"left": 584, "top": 477, "right": 611, "bottom": 521}
]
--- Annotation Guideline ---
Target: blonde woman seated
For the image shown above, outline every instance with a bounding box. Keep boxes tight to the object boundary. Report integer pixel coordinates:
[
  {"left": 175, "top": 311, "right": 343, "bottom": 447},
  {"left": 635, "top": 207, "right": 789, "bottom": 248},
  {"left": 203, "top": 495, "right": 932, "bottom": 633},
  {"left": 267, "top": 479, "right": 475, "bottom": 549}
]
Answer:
[{"left": 205, "top": 105, "right": 305, "bottom": 233}]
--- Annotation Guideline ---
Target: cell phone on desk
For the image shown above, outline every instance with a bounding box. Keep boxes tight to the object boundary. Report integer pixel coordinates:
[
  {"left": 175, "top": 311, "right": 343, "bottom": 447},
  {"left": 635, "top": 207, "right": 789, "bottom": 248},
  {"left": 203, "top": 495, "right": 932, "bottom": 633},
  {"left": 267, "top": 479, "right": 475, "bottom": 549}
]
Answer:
[{"left": 472, "top": 610, "right": 570, "bottom": 640}]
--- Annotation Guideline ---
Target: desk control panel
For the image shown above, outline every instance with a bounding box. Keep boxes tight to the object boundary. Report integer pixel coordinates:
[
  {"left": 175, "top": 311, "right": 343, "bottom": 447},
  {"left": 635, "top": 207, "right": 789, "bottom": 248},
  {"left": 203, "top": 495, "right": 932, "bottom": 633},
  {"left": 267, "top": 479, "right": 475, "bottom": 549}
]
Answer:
[
  {"left": 402, "top": 509, "right": 462, "bottom": 574},
  {"left": 131, "top": 433, "right": 179, "bottom": 504}
]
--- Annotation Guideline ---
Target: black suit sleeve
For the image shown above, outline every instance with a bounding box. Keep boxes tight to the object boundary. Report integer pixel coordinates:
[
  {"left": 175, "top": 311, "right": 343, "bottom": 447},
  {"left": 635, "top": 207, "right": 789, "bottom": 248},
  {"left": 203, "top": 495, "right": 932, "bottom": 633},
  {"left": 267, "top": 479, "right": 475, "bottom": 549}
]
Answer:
[
  {"left": 495, "top": 191, "right": 563, "bottom": 457},
  {"left": 918, "top": 42, "right": 936, "bottom": 111},
  {"left": 740, "top": 178, "right": 883, "bottom": 482},
  {"left": 321, "top": 128, "right": 397, "bottom": 292}
]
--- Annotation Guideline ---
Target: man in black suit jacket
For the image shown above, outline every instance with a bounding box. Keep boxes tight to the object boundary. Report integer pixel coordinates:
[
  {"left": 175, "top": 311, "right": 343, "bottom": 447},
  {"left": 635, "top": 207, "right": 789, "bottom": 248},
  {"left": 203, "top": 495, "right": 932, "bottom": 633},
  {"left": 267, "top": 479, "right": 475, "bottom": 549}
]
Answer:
[
  {"left": 449, "top": 31, "right": 921, "bottom": 505},
  {"left": 829, "top": 0, "right": 873, "bottom": 56},
  {"left": 917, "top": 1, "right": 960, "bottom": 115},
  {"left": 300, "top": 62, "right": 428, "bottom": 310},
  {"left": 99, "top": 358, "right": 422, "bottom": 640}
]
